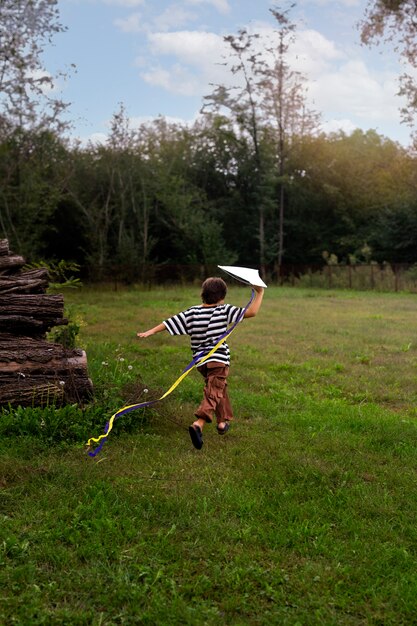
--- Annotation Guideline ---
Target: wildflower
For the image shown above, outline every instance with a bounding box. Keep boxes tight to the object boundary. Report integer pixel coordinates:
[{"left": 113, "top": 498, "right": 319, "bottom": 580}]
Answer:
[
  {"left": 143, "top": 388, "right": 149, "bottom": 394},
  {"left": 118, "top": 357, "right": 125, "bottom": 362},
  {"left": 101, "top": 361, "right": 108, "bottom": 366},
  {"left": 128, "top": 365, "right": 133, "bottom": 370}
]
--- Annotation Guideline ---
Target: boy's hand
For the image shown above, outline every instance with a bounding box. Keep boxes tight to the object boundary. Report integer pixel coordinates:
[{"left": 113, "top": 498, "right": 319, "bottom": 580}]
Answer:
[
  {"left": 136, "top": 323, "right": 166, "bottom": 339},
  {"left": 244, "top": 285, "right": 264, "bottom": 318},
  {"left": 252, "top": 285, "right": 264, "bottom": 293}
]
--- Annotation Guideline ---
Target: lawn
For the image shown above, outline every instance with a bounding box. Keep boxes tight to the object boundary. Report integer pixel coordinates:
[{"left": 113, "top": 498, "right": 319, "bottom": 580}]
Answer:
[{"left": 1, "top": 285, "right": 417, "bottom": 625}]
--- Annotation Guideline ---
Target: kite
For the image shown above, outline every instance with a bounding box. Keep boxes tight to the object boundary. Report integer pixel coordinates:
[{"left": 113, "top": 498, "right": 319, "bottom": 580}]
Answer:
[
  {"left": 86, "top": 266, "right": 267, "bottom": 457},
  {"left": 217, "top": 265, "right": 268, "bottom": 288}
]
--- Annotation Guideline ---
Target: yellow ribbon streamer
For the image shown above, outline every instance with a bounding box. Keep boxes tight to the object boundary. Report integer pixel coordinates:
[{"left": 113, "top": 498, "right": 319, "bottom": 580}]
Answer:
[{"left": 86, "top": 316, "right": 240, "bottom": 454}]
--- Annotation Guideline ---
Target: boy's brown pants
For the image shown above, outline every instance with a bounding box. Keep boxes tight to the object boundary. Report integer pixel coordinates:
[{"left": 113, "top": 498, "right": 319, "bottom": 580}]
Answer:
[{"left": 194, "top": 361, "right": 233, "bottom": 424}]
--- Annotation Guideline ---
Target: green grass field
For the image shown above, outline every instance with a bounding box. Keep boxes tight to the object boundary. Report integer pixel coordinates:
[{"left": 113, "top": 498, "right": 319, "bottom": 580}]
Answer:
[{"left": 1, "top": 286, "right": 417, "bottom": 625}]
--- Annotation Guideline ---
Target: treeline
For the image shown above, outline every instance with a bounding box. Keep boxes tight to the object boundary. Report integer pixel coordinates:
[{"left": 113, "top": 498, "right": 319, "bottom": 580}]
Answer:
[
  {"left": 1, "top": 110, "right": 416, "bottom": 277},
  {"left": 2, "top": 0, "right": 417, "bottom": 280}
]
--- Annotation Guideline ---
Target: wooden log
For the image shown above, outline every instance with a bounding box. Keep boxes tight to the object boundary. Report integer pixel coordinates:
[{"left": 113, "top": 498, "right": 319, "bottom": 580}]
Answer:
[
  {"left": 0, "top": 334, "right": 76, "bottom": 363},
  {"left": 0, "top": 293, "right": 64, "bottom": 318},
  {"left": 0, "top": 315, "right": 68, "bottom": 336},
  {"left": 0, "top": 241, "right": 94, "bottom": 408},
  {"left": 0, "top": 336, "right": 93, "bottom": 406},
  {"left": 0, "top": 380, "right": 65, "bottom": 407},
  {"left": 0, "top": 351, "right": 88, "bottom": 375},
  {"left": 0, "top": 376, "right": 93, "bottom": 407},
  {"left": 0, "top": 254, "right": 26, "bottom": 272},
  {"left": 0, "top": 269, "right": 49, "bottom": 294},
  {"left": 0, "top": 294, "right": 66, "bottom": 335},
  {"left": 0, "top": 239, "right": 9, "bottom": 256}
]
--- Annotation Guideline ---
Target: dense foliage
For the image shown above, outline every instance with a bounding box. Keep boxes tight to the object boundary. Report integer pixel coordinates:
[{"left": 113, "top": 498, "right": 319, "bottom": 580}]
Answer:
[
  {"left": 1, "top": 114, "right": 416, "bottom": 275},
  {"left": 1, "top": 1, "right": 417, "bottom": 276}
]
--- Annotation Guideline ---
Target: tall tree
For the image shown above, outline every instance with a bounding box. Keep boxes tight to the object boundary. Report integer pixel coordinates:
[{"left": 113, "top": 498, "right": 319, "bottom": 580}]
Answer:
[
  {"left": 259, "top": 5, "right": 320, "bottom": 271},
  {"left": 360, "top": 1, "right": 417, "bottom": 136},
  {"left": 202, "top": 28, "right": 272, "bottom": 272},
  {"left": 203, "top": 3, "right": 319, "bottom": 273},
  {"left": 0, "top": 0, "right": 72, "bottom": 256},
  {"left": 105, "top": 105, "right": 158, "bottom": 274},
  {"left": 0, "top": 0, "right": 70, "bottom": 135}
]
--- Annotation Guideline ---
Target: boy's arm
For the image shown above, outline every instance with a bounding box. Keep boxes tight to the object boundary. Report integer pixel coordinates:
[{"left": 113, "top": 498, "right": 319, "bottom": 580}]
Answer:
[
  {"left": 243, "top": 286, "right": 264, "bottom": 319},
  {"left": 137, "top": 323, "right": 167, "bottom": 338}
]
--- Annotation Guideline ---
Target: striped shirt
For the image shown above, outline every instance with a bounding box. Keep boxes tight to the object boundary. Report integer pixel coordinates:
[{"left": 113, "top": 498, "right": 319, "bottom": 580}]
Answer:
[{"left": 163, "top": 303, "right": 244, "bottom": 366}]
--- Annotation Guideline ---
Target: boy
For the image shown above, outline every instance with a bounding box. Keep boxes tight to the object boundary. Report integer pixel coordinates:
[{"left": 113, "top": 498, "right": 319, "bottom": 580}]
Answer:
[{"left": 137, "top": 277, "right": 264, "bottom": 449}]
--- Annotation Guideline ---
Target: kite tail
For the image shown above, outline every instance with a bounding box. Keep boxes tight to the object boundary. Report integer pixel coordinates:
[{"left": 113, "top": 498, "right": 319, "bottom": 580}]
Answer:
[
  {"left": 87, "top": 398, "right": 159, "bottom": 457},
  {"left": 86, "top": 289, "right": 255, "bottom": 457}
]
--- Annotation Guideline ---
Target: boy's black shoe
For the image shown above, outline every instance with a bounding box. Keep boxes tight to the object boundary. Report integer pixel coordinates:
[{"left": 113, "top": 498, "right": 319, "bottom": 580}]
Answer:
[
  {"left": 189, "top": 424, "right": 203, "bottom": 449},
  {"left": 217, "top": 422, "right": 230, "bottom": 435}
]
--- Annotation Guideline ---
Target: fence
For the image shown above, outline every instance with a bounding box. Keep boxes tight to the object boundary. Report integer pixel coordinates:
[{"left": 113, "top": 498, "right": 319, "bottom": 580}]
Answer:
[
  {"left": 84, "top": 262, "right": 417, "bottom": 293},
  {"left": 278, "top": 263, "right": 417, "bottom": 292}
]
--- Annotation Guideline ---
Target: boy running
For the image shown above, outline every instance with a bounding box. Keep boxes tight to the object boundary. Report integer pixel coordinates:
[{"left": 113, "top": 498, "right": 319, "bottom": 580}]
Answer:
[{"left": 137, "top": 277, "right": 264, "bottom": 449}]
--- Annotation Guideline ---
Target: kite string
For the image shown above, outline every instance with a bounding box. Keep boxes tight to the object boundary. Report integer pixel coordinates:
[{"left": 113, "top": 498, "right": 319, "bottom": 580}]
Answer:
[{"left": 86, "top": 289, "right": 255, "bottom": 457}]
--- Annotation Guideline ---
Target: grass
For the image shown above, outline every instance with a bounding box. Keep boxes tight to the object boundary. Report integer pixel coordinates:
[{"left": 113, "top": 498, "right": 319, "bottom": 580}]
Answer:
[{"left": 1, "top": 285, "right": 417, "bottom": 624}]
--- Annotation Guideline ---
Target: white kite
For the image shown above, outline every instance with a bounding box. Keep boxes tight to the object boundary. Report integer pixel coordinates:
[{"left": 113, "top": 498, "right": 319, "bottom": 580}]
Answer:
[{"left": 218, "top": 265, "right": 268, "bottom": 288}]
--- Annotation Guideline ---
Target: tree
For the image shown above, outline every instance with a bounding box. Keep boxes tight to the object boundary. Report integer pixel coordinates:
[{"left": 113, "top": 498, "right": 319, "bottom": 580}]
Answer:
[
  {"left": 286, "top": 128, "right": 413, "bottom": 263},
  {"left": 0, "top": 128, "right": 71, "bottom": 259},
  {"left": 0, "top": 0, "right": 72, "bottom": 258},
  {"left": 260, "top": 5, "right": 320, "bottom": 271},
  {"left": 145, "top": 117, "right": 236, "bottom": 270},
  {"left": 360, "top": 1, "right": 417, "bottom": 135},
  {"left": 202, "top": 28, "right": 274, "bottom": 272},
  {"left": 0, "top": 0, "right": 71, "bottom": 135},
  {"left": 203, "top": 3, "right": 319, "bottom": 274}
]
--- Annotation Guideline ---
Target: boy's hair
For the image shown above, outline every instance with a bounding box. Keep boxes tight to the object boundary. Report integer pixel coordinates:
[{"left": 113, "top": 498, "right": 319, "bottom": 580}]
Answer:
[{"left": 201, "top": 277, "right": 227, "bottom": 304}]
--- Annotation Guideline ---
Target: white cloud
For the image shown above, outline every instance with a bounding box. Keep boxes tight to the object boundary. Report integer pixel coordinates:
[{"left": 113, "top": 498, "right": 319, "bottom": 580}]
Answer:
[
  {"left": 140, "top": 64, "right": 201, "bottom": 97},
  {"left": 115, "top": 5, "right": 197, "bottom": 34},
  {"left": 185, "top": 0, "right": 231, "bottom": 14},
  {"left": 129, "top": 113, "right": 198, "bottom": 127},
  {"left": 103, "top": 0, "right": 144, "bottom": 6},
  {"left": 308, "top": 59, "right": 403, "bottom": 124},
  {"left": 153, "top": 5, "right": 197, "bottom": 31},
  {"left": 138, "top": 23, "right": 405, "bottom": 140},
  {"left": 114, "top": 12, "right": 143, "bottom": 32},
  {"left": 229, "top": 23, "right": 344, "bottom": 76},
  {"left": 300, "top": 0, "right": 360, "bottom": 6},
  {"left": 28, "top": 69, "right": 57, "bottom": 94},
  {"left": 290, "top": 29, "right": 345, "bottom": 75},
  {"left": 142, "top": 30, "right": 233, "bottom": 97},
  {"left": 147, "top": 30, "right": 225, "bottom": 67},
  {"left": 320, "top": 118, "right": 358, "bottom": 135},
  {"left": 77, "top": 132, "right": 108, "bottom": 147}
]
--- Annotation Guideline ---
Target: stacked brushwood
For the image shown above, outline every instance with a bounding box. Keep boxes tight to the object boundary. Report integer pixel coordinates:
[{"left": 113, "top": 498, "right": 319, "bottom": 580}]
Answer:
[{"left": 0, "top": 239, "right": 93, "bottom": 407}]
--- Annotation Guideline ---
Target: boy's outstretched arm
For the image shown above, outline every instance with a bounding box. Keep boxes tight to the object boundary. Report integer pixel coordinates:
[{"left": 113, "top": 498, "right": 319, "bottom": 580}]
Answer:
[
  {"left": 137, "top": 323, "right": 166, "bottom": 338},
  {"left": 244, "top": 285, "right": 264, "bottom": 319}
]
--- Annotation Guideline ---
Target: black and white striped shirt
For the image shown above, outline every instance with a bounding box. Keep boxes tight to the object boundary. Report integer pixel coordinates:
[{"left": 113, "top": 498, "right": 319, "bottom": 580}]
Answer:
[{"left": 163, "top": 303, "right": 244, "bottom": 366}]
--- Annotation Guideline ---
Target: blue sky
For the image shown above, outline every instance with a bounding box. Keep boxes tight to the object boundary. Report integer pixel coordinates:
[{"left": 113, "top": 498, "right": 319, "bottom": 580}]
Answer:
[{"left": 45, "top": 0, "right": 411, "bottom": 146}]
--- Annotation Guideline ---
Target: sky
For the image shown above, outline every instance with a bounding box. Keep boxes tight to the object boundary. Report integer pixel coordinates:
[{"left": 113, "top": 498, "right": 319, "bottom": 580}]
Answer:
[{"left": 44, "top": 0, "right": 412, "bottom": 146}]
